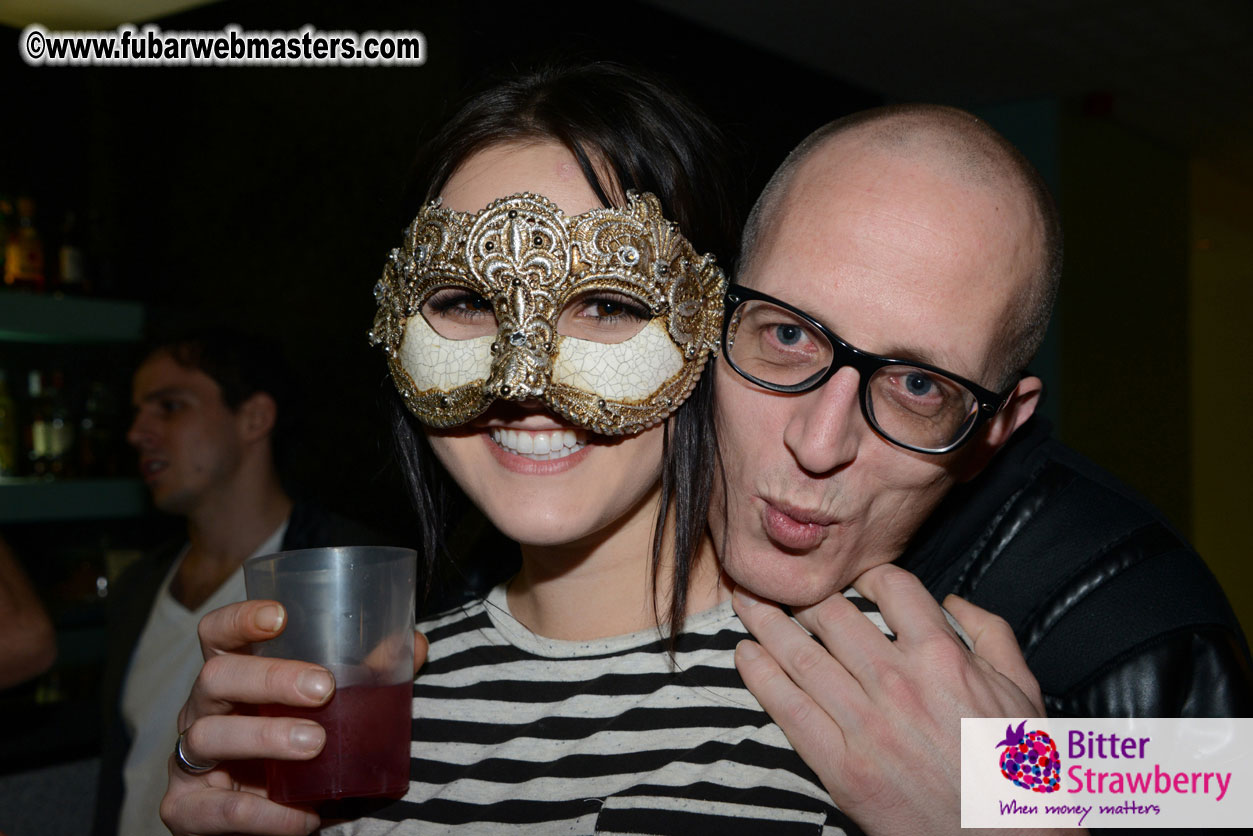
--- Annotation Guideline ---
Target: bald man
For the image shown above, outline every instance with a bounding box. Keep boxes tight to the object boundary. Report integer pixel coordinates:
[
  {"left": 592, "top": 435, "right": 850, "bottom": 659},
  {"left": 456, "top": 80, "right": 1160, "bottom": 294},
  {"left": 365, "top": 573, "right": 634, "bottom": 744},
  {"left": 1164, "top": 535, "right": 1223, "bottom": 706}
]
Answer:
[{"left": 713, "top": 105, "right": 1252, "bottom": 834}]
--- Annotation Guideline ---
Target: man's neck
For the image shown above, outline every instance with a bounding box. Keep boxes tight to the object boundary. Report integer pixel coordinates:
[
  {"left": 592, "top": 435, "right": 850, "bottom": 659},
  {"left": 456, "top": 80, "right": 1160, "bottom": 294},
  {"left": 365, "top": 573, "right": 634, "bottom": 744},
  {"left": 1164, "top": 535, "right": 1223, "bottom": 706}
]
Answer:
[{"left": 173, "top": 468, "right": 293, "bottom": 611}]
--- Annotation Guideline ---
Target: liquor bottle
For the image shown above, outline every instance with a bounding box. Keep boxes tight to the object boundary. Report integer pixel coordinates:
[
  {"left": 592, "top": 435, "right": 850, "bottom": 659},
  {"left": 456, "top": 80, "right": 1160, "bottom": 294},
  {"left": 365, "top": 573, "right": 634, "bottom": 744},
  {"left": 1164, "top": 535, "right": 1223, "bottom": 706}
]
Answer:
[
  {"left": 79, "top": 380, "right": 120, "bottom": 477},
  {"left": 57, "top": 210, "right": 88, "bottom": 294},
  {"left": 4, "top": 197, "right": 45, "bottom": 292},
  {"left": 26, "top": 370, "right": 48, "bottom": 476},
  {"left": 0, "top": 370, "right": 18, "bottom": 477},
  {"left": 43, "top": 370, "right": 75, "bottom": 478},
  {"left": 25, "top": 370, "right": 74, "bottom": 477},
  {"left": 86, "top": 209, "right": 116, "bottom": 297}
]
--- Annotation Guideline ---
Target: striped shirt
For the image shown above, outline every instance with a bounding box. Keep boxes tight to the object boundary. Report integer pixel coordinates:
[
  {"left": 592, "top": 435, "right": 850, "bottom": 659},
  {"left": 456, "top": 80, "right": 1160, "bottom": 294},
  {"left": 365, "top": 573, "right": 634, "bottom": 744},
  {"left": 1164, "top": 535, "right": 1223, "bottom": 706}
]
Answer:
[{"left": 323, "top": 585, "right": 888, "bottom": 835}]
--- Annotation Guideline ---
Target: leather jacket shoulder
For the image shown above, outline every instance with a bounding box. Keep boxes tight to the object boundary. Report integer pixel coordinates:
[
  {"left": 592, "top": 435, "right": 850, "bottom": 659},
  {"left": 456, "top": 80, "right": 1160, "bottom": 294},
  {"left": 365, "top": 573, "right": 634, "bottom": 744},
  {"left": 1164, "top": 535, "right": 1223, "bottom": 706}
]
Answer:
[{"left": 898, "top": 418, "right": 1253, "bottom": 717}]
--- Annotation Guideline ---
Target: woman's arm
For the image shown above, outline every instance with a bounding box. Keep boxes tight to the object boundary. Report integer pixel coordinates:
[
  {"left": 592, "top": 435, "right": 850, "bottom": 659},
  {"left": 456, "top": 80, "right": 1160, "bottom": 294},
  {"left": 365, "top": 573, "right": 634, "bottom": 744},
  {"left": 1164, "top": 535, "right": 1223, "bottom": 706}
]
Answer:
[{"left": 0, "top": 533, "right": 57, "bottom": 690}]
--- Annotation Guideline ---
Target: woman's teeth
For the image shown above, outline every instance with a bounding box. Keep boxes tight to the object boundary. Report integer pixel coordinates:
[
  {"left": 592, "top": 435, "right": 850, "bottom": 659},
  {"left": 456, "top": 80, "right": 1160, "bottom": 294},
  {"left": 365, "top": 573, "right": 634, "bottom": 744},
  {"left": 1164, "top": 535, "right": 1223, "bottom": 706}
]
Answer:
[{"left": 490, "top": 428, "right": 587, "bottom": 460}]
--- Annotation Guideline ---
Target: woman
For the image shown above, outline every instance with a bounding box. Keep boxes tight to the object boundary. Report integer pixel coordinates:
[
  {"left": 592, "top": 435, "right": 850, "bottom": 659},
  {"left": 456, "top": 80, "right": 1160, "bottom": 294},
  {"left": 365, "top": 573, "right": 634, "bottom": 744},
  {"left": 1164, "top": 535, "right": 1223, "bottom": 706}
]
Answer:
[{"left": 160, "top": 63, "right": 863, "bottom": 836}]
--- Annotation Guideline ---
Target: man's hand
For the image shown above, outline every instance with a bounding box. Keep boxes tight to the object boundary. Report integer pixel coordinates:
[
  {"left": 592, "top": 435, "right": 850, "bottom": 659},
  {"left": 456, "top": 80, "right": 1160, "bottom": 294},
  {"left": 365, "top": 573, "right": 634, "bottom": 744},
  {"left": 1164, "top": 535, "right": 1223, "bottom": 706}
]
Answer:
[
  {"left": 161, "top": 600, "right": 429, "bottom": 836},
  {"left": 733, "top": 563, "right": 1075, "bottom": 836}
]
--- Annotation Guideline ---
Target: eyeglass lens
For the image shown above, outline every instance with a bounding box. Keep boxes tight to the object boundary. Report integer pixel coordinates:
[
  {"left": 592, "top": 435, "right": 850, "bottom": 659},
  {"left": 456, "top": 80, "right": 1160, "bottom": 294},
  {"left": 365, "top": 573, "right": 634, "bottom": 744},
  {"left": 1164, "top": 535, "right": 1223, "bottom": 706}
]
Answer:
[{"left": 726, "top": 299, "right": 980, "bottom": 451}]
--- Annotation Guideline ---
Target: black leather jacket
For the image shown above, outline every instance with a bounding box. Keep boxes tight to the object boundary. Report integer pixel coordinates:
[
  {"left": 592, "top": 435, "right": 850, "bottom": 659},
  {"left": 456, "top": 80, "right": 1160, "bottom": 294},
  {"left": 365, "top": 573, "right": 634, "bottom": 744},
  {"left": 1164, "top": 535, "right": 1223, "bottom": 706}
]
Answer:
[{"left": 898, "top": 417, "right": 1253, "bottom": 718}]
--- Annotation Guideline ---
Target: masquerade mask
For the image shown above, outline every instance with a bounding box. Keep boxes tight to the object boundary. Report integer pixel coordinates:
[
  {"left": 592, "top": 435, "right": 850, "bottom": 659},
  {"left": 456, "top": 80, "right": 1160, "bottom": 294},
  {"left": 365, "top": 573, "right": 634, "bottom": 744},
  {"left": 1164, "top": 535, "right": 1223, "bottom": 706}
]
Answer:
[{"left": 369, "top": 190, "right": 725, "bottom": 435}]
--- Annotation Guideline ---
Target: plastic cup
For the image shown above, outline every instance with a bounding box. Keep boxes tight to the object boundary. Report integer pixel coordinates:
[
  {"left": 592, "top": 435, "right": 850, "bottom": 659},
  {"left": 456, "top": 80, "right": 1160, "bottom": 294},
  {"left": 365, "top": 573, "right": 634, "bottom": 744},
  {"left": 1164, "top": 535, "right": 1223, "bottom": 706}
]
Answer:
[{"left": 244, "top": 546, "right": 416, "bottom": 804}]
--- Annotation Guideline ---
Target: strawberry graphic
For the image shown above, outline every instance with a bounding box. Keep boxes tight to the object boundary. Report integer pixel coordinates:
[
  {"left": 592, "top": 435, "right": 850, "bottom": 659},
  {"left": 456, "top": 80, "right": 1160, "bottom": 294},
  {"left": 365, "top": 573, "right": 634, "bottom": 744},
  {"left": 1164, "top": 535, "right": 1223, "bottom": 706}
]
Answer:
[{"left": 995, "top": 720, "right": 1061, "bottom": 793}]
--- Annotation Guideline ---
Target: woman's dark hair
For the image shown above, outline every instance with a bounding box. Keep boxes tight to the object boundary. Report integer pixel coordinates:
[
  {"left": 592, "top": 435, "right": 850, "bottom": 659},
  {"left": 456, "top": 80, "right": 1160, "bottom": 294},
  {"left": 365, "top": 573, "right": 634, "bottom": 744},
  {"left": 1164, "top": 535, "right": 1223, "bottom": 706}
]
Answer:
[{"left": 391, "top": 61, "right": 740, "bottom": 642}]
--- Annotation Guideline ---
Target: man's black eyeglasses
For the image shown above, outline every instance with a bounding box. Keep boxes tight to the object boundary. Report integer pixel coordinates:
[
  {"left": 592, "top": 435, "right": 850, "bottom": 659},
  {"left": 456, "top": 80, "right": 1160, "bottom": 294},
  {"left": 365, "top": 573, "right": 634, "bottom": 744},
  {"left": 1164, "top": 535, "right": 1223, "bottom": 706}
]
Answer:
[{"left": 721, "top": 283, "right": 1018, "bottom": 454}]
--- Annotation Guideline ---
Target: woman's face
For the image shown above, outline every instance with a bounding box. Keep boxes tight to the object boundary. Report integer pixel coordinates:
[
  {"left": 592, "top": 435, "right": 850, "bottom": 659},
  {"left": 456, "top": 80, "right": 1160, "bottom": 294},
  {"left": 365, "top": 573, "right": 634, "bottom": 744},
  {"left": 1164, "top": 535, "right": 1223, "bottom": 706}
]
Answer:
[{"left": 424, "top": 141, "right": 665, "bottom": 548}]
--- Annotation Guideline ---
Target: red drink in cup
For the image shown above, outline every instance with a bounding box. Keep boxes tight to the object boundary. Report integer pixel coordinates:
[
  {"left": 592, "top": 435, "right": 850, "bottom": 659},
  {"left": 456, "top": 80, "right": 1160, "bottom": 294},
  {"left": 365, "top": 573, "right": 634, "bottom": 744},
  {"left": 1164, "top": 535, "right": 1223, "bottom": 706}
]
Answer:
[
  {"left": 245, "top": 546, "right": 417, "bottom": 804},
  {"left": 261, "top": 681, "right": 412, "bottom": 803}
]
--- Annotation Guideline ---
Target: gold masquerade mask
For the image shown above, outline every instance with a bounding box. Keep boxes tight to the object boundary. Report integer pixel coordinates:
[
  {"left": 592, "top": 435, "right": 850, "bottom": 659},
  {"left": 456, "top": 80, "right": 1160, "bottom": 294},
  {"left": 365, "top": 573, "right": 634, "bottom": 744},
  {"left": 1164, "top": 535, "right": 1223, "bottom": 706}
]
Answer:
[{"left": 369, "top": 191, "right": 725, "bottom": 435}]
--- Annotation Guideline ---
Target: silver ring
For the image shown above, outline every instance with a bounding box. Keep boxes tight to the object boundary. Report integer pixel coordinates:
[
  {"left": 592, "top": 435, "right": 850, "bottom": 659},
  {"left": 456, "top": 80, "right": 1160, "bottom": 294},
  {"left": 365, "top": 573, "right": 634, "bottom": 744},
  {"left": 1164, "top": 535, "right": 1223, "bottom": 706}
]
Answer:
[{"left": 174, "top": 729, "right": 218, "bottom": 775}]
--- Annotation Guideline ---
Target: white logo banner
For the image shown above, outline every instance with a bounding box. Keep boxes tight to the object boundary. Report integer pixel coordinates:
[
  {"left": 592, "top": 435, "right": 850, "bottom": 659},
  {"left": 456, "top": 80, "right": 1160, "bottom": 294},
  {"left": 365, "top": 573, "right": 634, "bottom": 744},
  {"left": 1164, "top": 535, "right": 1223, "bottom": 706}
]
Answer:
[{"left": 961, "top": 717, "right": 1251, "bottom": 828}]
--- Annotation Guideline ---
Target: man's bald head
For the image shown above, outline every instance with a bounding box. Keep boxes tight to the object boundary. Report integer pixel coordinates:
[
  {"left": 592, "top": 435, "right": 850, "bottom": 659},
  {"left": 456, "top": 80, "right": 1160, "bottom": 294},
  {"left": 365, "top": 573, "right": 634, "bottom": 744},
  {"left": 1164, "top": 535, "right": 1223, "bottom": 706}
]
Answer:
[{"left": 742, "top": 104, "right": 1062, "bottom": 389}]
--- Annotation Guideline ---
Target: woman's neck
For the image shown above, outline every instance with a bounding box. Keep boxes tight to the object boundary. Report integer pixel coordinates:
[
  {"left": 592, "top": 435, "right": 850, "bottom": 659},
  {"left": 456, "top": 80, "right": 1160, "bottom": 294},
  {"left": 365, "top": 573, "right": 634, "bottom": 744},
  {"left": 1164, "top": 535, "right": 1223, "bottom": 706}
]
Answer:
[{"left": 506, "top": 486, "right": 730, "bottom": 640}]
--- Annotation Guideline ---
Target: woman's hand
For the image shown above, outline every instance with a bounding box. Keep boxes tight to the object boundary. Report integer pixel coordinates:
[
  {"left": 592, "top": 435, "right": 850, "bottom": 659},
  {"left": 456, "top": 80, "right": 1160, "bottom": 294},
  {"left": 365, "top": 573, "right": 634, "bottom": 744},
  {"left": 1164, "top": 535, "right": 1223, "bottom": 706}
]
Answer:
[{"left": 160, "top": 599, "right": 429, "bottom": 836}]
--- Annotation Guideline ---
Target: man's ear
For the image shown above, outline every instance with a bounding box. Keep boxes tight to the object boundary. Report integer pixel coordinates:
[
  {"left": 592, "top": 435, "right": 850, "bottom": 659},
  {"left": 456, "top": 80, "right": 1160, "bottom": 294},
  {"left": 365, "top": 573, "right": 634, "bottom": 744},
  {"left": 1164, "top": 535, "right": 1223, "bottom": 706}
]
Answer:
[
  {"left": 237, "top": 392, "right": 277, "bottom": 443},
  {"left": 954, "top": 375, "right": 1042, "bottom": 482}
]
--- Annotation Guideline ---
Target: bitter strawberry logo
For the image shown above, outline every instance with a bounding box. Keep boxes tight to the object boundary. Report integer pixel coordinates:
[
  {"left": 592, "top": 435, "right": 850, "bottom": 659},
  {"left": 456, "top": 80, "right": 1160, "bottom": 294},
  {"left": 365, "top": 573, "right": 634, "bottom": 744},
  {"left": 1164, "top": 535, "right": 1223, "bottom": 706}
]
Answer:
[{"left": 996, "top": 720, "right": 1061, "bottom": 793}]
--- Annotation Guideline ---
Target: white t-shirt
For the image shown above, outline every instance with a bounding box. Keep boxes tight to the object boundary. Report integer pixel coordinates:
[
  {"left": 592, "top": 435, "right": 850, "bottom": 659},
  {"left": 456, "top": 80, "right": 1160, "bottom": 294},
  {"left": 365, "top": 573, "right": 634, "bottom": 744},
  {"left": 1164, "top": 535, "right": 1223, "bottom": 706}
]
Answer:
[{"left": 117, "top": 521, "right": 287, "bottom": 836}]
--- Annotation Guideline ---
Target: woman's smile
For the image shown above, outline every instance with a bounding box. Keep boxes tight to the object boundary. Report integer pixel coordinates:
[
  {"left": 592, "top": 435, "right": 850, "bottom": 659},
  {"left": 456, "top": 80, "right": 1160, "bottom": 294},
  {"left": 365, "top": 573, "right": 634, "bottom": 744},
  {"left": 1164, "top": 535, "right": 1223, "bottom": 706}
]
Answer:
[
  {"left": 478, "top": 423, "right": 597, "bottom": 476},
  {"left": 488, "top": 426, "right": 587, "bottom": 460}
]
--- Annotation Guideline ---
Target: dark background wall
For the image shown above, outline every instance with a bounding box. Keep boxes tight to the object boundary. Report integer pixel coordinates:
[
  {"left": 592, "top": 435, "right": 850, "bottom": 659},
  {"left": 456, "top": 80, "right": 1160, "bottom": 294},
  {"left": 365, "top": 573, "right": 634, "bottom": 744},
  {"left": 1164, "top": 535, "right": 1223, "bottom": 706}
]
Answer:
[{"left": 2, "top": 0, "right": 878, "bottom": 542}]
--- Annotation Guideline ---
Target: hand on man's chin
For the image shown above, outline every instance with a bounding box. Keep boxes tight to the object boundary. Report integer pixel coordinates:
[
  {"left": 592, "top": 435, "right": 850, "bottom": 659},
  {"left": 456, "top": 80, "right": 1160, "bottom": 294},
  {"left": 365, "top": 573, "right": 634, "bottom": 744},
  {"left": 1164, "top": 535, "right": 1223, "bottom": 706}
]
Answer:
[{"left": 732, "top": 564, "right": 1047, "bottom": 836}]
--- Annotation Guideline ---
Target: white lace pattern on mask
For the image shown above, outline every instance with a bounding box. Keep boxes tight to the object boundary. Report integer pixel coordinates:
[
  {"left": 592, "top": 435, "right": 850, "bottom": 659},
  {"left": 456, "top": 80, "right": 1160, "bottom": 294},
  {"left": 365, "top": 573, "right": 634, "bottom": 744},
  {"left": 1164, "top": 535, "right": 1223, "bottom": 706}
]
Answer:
[
  {"left": 552, "top": 320, "right": 683, "bottom": 401},
  {"left": 399, "top": 313, "right": 493, "bottom": 391}
]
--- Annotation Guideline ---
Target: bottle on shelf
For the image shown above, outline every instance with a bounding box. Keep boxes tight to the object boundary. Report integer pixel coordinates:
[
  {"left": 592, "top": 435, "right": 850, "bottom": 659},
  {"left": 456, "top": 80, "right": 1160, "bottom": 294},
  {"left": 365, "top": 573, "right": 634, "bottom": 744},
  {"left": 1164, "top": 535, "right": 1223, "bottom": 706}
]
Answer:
[
  {"left": 79, "top": 380, "right": 121, "bottom": 477},
  {"left": 25, "top": 370, "right": 47, "bottom": 477},
  {"left": 0, "top": 369, "right": 18, "bottom": 477},
  {"left": 43, "top": 371, "right": 75, "bottom": 478},
  {"left": 86, "top": 208, "right": 116, "bottom": 297},
  {"left": 25, "top": 370, "right": 75, "bottom": 478},
  {"left": 57, "top": 210, "right": 89, "bottom": 295},
  {"left": 4, "top": 197, "right": 46, "bottom": 292}
]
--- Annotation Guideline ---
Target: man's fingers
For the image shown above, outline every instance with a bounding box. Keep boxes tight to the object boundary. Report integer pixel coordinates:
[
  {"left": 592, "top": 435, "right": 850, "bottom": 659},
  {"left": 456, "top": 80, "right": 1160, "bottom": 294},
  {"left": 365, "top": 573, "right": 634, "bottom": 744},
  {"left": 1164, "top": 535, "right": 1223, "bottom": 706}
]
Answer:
[
  {"left": 734, "top": 638, "right": 821, "bottom": 728},
  {"left": 197, "top": 600, "right": 288, "bottom": 660},
  {"left": 787, "top": 587, "right": 901, "bottom": 687},
  {"left": 734, "top": 639, "right": 848, "bottom": 771},
  {"left": 182, "top": 714, "right": 326, "bottom": 764},
  {"left": 850, "top": 563, "right": 951, "bottom": 642},
  {"left": 733, "top": 588, "right": 865, "bottom": 706},
  {"left": 943, "top": 594, "right": 1044, "bottom": 710},
  {"left": 160, "top": 784, "right": 319, "bottom": 836}
]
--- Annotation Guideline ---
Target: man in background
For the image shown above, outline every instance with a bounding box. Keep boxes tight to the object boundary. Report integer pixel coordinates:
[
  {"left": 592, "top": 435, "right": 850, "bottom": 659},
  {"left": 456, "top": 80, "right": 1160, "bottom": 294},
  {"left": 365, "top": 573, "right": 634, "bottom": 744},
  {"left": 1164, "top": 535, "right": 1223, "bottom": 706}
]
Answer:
[{"left": 94, "top": 329, "right": 384, "bottom": 836}]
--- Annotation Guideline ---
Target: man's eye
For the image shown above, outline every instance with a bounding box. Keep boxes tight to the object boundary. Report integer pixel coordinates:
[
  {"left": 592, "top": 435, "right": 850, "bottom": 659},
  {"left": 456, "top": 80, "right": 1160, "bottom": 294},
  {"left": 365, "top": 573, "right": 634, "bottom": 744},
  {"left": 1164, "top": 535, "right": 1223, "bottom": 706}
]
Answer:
[
  {"left": 903, "top": 372, "right": 936, "bottom": 397},
  {"left": 774, "top": 324, "right": 804, "bottom": 346},
  {"left": 764, "top": 322, "right": 814, "bottom": 352}
]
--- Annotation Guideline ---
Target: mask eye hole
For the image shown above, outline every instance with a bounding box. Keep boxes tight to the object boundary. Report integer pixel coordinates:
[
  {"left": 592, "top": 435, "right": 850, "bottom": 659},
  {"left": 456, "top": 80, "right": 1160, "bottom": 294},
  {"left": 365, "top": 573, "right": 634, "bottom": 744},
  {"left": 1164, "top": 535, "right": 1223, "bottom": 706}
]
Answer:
[
  {"left": 557, "top": 290, "right": 652, "bottom": 344},
  {"left": 420, "top": 287, "right": 498, "bottom": 339}
]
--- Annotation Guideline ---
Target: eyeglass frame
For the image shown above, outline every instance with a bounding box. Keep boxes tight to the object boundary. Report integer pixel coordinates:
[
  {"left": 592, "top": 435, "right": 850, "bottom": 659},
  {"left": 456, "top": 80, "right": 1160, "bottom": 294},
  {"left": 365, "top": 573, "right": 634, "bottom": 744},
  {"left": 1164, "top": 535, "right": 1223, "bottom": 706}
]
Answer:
[{"left": 720, "top": 283, "right": 1019, "bottom": 455}]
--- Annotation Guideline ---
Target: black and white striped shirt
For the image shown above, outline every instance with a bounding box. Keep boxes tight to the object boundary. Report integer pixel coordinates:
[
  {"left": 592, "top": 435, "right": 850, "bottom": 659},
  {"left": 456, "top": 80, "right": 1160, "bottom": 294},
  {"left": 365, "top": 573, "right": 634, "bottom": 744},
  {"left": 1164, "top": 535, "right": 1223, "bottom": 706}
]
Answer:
[{"left": 324, "top": 585, "right": 887, "bottom": 835}]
